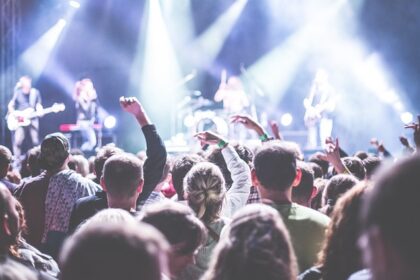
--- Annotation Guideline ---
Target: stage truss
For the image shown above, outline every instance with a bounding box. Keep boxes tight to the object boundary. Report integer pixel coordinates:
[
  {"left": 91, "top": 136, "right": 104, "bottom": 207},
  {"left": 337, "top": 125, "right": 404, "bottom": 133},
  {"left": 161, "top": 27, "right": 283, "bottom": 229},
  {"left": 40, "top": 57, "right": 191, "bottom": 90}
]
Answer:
[{"left": 0, "top": 0, "right": 20, "bottom": 144}]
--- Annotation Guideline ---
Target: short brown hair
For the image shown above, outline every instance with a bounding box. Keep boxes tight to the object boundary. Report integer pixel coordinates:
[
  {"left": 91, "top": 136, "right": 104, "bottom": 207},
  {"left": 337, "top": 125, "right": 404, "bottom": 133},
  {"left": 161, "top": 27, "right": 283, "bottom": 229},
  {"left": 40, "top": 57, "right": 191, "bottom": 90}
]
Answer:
[
  {"left": 60, "top": 221, "right": 168, "bottom": 280},
  {"left": 140, "top": 201, "right": 206, "bottom": 255},
  {"left": 94, "top": 145, "right": 124, "bottom": 179},
  {"left": 253, "top": 141, "right": 297, "bottom": 191},
  {"left": 171, "top": 154, "right": 204, "bottom": 199},
  {"left": 103, "top": 153, "right": 143, "bottom": 199}
]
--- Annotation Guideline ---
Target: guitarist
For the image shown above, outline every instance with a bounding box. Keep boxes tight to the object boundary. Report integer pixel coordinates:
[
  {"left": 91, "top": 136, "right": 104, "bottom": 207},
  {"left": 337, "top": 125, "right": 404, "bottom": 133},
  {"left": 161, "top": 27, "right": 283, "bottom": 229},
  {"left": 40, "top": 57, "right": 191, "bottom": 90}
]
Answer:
[
  {"left": 7, "top": 76, "right": 43, "bottom": 161},
  {"left": 304, "top": 69, "right": 336, "bottom": 149}
]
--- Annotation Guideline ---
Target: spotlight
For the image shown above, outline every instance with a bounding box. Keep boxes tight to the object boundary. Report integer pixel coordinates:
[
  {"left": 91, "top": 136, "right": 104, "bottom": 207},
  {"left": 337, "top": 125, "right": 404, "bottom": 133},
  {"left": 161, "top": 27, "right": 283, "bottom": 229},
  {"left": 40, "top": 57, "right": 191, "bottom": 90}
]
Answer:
[
  {"left": 69, "top": 1, "right": 81, "bottom": 9},
  {"left": 400, "top": 112, "right": 413, "bottom": 124},
  {"left": 393, "top": 101, "right": 404, "bottom": 112},
  {"left": 281, "top": 113, "right": 293, "bottom": 127},
  {"left": 57, "top": 19, "right": 67, "bottom": 27},
  {"left": 104, "top": 116, "right": 117, "bottom": 129}
]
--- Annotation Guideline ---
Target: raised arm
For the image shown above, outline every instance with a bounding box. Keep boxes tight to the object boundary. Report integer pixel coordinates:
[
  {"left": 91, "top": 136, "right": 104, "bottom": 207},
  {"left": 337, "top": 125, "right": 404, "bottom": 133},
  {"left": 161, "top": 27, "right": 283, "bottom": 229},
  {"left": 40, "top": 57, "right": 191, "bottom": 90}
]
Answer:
[
  {"left": 119, "top": 97, "right": 167, "bottom": 203},
  {"left": 318, "top": 138, "right": 350, "bottom": 174},
  {"left": 195, "top": 131, "right": 251, "bottom": 217},
  {"left": 230, "top": 114, "right": 272, "bottom": 142},
  {"left": 404, "top": 115, "right": 420, "bottom": 154}
]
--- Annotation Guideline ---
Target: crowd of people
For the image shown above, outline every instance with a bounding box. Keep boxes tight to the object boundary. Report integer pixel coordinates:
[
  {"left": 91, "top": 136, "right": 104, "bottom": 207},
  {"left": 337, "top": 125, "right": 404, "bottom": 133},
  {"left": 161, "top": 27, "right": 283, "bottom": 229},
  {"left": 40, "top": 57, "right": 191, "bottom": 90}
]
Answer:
[
  {"left": 0, "top": 93, "right": 419, "bottom": 280},
  {"left": 0, "top": 1, "right": 419, "bottom": 278}
]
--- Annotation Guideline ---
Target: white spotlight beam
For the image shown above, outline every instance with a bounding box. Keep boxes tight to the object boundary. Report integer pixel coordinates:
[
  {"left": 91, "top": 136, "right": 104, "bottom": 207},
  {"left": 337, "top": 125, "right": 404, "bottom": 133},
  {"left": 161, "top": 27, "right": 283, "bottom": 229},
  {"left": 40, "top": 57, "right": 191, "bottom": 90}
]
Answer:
[
  {"left": 242, "top": 0, "right": 348, "bottom": 104},
  {"left": 189, "top": 0, "right": 248, "bottom": 68},
  {"left": 129, "top": 0, "right": 185, "bottom": 137},
  {"left": 18, "top": 19, "right": 67, "bottom": 80}
]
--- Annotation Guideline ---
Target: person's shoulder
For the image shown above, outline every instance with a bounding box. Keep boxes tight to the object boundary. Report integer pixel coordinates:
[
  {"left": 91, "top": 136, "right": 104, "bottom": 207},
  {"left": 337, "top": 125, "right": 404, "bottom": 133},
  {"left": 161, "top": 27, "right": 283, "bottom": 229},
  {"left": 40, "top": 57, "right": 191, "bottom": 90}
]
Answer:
[
  {"left": 15, "top": 174, "right": 49, "bottom": 198},
  {"left": 293, "top": 203, "right": 330, "bottom": 226},
  {"left": 70, "top": 171, "right": 101, "bottom": 189},
  {"left": 74, "top": 191, "right": 106, "bottom": 208}
]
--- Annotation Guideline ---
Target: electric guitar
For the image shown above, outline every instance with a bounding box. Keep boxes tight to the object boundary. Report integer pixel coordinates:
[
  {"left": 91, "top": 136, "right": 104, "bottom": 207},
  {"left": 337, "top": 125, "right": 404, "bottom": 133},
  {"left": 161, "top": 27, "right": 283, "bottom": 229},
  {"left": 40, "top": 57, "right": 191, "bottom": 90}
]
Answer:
[
  {"left": 304, "top": 103, "right": 322, "bottom": 124},
  {"left": 7, "top": 103, "right": 66, "bottom": 131}
]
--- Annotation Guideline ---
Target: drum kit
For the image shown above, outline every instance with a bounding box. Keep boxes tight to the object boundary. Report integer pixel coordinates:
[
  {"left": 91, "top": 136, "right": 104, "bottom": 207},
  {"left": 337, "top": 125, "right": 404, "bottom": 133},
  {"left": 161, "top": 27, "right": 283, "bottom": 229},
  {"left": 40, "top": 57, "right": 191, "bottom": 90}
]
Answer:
[{"left": 177, "top": 91, "right": 229, "bottom": 138}]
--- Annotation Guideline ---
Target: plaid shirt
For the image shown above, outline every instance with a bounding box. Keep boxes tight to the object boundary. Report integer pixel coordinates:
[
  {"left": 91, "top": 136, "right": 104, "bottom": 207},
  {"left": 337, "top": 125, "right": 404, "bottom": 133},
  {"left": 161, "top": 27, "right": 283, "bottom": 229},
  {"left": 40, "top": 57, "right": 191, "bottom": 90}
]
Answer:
[
  {"left": 247, "top": 186, "right": 261, "bottom": 204},
  {"left": 43, "top": 170, "right": 100, "bottom": 242}
]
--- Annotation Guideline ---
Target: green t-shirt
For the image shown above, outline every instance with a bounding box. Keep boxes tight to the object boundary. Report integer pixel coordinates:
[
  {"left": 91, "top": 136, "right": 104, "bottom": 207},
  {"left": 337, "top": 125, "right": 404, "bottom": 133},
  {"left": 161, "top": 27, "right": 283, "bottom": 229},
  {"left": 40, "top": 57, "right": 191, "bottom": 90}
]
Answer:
[{"left": 271, "top": 203, "right": 330, "bottom": 272}]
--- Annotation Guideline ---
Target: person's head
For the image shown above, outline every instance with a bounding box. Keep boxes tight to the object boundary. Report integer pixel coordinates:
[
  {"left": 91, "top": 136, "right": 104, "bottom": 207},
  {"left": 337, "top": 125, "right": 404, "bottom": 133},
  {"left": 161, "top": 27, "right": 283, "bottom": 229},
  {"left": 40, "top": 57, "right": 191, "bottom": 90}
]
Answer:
[
  {"left": 26, "top": 146, "right": 41, "bottom": 177},
  {"left": 340, "top": 157, "right": 366, "bottom": 180},
  {"left": 171, "top": 154, "right": 204, "bottom": 200},
  {"left": 68, "top": 155, "right": 89, "bottom": 177},
  {"left": 321, "top": 174, "right": 359, "bottom": 216},
  {"left": 39, "top": 133, "right": 70, "bottom": 172},
  {"left": 140, "top": 201, "right": 207, "bottom": 277},
  {"left": 362, "top": 156, "right": 382, "bottom": 180},
  {"left": 308, "top": 162, "right": 324, "bottom": 179},
  {"left": 19, "top": 76, "right": 32, "bottom": 93},
  {"left": 0, "top": 183, "right": 20, "bottom": 254},
  {"left": 354, "top": 151, "right": 369, "bottom": 160},
  {"left": 207, "top": 144, "right": 253, "bottom": 188},
  {"left": 309, "top": 153, "right": 329, "bottom": 177},
  {"left": 292, "top": 161, "right": 316, "bottom": 207},
  {"left": 0, "top": 258, "right": 37, "bottom": 280},
  {"left": 311, "top": 178, "right": 328, "bottom": 210},
  {"left": 184, "top": 162, "right": 225, "bottom": 223},
  {"left": 94, "top": 145, "right": 124, "bottom": 181},
  {"left": 252, "top": 141, "right": 302, "bottom": 199},
  {"left": 0, "top": 146, "right": 12, "bottom": 179},
  {"left": 60, "top": 220, "right": 169, "bottom": 280},
  {"left": 202, "top": 204, "right": 297, "bottom": 280},
  {"left": 101, "top": 153, "right": 143, "bottom": 210},
  {"left": 361, "top": 156, "right": 420, "bottom": 280},
  {"left": 76, "top": 208, "right": 135, "bottom": 233},
  {"left": 317, "top": 182, "right": 368, "bottom": 280}
]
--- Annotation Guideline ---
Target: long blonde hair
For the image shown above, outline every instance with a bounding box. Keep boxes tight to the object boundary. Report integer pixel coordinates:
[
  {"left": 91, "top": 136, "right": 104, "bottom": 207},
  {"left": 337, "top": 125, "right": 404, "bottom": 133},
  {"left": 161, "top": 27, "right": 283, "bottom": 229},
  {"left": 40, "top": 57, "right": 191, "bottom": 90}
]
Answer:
[{"left": 183, "top": 162, "right": 225, "bottom": 223}]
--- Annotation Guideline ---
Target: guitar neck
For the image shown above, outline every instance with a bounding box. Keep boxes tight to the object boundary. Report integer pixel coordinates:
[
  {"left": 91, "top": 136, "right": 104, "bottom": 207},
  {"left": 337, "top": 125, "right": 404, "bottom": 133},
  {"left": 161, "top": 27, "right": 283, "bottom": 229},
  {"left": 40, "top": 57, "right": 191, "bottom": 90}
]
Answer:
[{"left": 29, "top": 106, "right": 57, "bottom": 119}]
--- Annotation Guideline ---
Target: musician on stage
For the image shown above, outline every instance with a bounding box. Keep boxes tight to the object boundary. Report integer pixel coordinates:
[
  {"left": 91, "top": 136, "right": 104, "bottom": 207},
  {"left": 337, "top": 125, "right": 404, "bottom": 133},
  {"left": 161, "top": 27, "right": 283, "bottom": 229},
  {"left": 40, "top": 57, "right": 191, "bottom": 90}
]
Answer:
[
  {"left": 214, "top": 70, "right": 249, "bottom": 139},
  {"left": 304, "top": 69, "right": 336, "bottom": 149},
  {"left": 8, "top": 76, "right": 43, "bottom": 161},
  {"left": 73, "top": 78, "right": 98, "bottom": 152},
  {"left": 214, "top": 69, "right": 249, "bottom": 115}
]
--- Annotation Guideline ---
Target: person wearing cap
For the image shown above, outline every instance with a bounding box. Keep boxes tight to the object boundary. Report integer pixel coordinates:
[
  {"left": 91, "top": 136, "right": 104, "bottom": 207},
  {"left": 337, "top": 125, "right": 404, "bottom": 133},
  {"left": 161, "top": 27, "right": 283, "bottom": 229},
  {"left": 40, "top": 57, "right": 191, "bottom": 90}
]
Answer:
[
  {"left": 39, "top": 132, "right": 100, "bottom": 258},
  {"left": 15, "top": 132, "right": 100, "bottom": 256}
]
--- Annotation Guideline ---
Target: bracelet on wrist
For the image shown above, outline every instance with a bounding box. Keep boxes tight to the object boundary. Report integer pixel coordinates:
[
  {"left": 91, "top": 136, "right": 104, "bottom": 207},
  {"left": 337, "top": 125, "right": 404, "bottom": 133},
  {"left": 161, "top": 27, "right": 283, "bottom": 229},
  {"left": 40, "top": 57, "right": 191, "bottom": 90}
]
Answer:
[
  {"left": 259, "top": 133, "right": 270, "bottom": 142},
  {"left": 217, "top": 139, "right": 228, "bottom": 149}
]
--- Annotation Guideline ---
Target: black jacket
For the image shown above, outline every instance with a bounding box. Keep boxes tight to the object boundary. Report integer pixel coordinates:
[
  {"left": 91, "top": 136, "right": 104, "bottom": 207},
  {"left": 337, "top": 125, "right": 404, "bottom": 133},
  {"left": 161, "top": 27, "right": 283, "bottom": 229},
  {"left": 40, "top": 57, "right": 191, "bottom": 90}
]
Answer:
[{"left": 68, "top": 124, "right": 167, "bottom": 233}]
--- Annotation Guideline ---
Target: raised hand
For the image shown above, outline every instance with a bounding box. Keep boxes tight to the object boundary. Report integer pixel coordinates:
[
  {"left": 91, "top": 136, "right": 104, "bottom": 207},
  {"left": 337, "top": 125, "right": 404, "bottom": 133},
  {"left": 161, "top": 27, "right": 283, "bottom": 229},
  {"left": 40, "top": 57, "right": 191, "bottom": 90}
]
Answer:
[
  {"left": 404, "top": 115, "right": 420, "bottom": 150},
  {"left": 324, "top": 137, "right": 346, "bottom": 173},
  {"left": 230, "top": 114, "right": 265, "bottom": 136},
  {"left": 194, "top": 131, "right": 227, "bottom": 148},
  {"left": 120, "top": 96, "right": 142, "bottom": 115},
  {"left": 370, "top": 138, "right": 386, "bottom": 153},
  {"left": 119, "top": 96, "right": 150, "bottom": 127},
  {"left": 399, "top": 136, "right": 410, "bottom": 147},
  {"left": 269, "top": 120, "right": 282, "bottom": 140}
]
